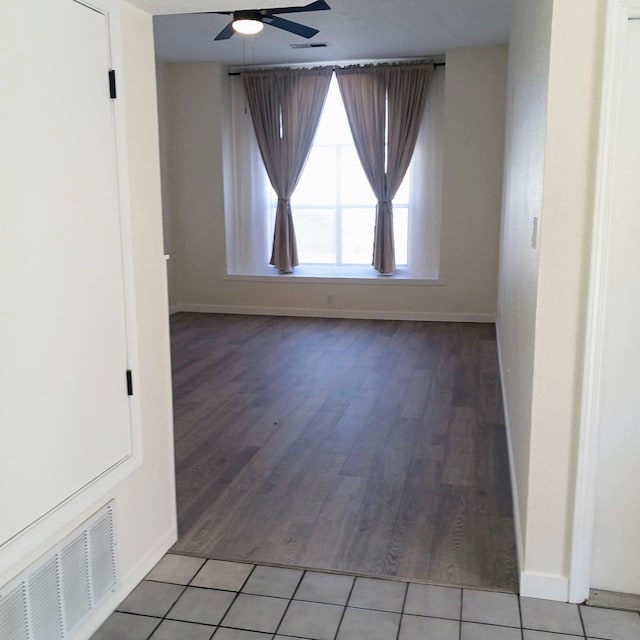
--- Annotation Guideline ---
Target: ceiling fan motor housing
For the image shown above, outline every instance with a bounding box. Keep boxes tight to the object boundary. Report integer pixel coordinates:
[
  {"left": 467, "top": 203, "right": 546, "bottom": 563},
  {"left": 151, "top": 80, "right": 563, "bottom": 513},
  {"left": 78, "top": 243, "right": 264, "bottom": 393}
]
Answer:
[
  {"left": 213, "top": 2, "right": 330, "bottom": 40},
  {"left": 234, "top": 10, "right": 264, "bottom": 23}
]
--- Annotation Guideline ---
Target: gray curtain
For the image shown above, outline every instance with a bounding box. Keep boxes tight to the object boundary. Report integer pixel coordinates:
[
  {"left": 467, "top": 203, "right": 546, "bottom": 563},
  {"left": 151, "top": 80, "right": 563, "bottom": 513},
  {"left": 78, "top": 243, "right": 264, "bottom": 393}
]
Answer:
[
  {"left": 336, "top": 63, "right": 433, "bottom": 274},
  {"left": 243, "top": 68, "right": 332, "bottom": 272}
]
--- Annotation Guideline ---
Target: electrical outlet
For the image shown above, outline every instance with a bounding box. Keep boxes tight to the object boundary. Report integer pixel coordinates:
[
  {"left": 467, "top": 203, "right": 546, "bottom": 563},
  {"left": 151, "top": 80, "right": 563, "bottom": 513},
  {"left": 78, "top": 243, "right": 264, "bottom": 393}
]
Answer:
[{"left": 326, "top": 294, "right": 334, "bottom": 305}]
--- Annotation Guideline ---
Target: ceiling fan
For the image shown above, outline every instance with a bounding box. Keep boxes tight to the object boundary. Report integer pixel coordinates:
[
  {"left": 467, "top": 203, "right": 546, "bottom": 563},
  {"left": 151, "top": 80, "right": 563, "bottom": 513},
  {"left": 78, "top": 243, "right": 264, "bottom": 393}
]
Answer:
[{"left": 209, "top": 1, "right": 331, "bottom": 41}]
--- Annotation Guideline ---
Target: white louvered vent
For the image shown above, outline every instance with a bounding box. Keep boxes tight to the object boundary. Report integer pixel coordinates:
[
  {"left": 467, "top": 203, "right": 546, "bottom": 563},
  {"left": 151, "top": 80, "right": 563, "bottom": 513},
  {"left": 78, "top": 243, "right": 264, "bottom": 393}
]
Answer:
[
  {"left": 60, "top": 535, "right": 90, "bottom": 631},
  {"left": 0, "top": 502, "right": 117, "bottom": 640},
  {"left": 0, "top": 584, "right": 29, "bottom": 640},
  {"left": 29, "top": 558, "right": 64, "bottom": 640}
]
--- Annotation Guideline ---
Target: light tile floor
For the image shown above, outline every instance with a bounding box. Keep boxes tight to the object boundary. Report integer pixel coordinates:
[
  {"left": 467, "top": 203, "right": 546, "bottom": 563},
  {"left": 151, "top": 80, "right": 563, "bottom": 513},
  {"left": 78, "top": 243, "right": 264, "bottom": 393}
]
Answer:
[{"left": 92, "top": 553, "right": 640, "bottom": 640}]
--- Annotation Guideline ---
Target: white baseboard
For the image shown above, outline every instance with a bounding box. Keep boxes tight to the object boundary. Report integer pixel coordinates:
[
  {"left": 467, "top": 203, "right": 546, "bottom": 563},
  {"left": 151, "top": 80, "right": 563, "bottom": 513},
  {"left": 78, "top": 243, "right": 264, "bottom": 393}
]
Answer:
[
  {"left": 168, "top": 305, "right": 180, "bottom": 315},
  {"left": 496, "top": 325, "right": 571, "bottom": 602},
  {"left": 74, "top": 525, "right": 177, "bottom": 640},
  {"left": 495, "top": 324, "right": 524, "bottom": 578},
  {"left": 520, "top": 571, "right": 570, "bottom": 602},
  {"left": 171, "top": 303, "right": 496, "bottom": 323}
]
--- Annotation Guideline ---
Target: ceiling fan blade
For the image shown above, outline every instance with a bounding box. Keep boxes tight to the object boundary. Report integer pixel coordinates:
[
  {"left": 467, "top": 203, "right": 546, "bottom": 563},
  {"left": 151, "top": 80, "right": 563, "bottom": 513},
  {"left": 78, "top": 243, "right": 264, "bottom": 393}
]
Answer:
[
  {"left": 268, "top": 1, "right": 330, "bottom": 15},
  {"left": 264, "top": 15, "right": 319, "bottom": 38},
  {"left": 214, "top": 20, "right": 236, "bottom": 40}
]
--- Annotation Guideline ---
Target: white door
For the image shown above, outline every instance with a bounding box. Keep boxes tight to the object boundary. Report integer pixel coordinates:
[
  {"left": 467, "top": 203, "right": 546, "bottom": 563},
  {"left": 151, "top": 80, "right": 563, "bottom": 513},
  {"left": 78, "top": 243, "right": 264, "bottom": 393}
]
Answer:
[
  {"left": 0, "top": 0, "right": 133, "bottom": 548},
  {"left": 590, "top": 17, "right": 640, "bottom": 594}
]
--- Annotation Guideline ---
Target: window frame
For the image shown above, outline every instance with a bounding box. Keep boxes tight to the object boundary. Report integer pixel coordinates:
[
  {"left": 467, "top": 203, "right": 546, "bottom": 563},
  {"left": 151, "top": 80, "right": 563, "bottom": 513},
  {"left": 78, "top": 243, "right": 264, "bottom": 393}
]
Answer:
[{"left": 226, "top": 66, "right": 444, "bottom": 281}]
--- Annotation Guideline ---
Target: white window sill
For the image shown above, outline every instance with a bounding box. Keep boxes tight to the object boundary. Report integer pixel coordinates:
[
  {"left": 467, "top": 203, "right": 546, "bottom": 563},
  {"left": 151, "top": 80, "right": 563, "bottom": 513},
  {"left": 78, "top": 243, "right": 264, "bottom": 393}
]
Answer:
[{"left": 225, "top": 265, "right": 445, "bottom": 286}]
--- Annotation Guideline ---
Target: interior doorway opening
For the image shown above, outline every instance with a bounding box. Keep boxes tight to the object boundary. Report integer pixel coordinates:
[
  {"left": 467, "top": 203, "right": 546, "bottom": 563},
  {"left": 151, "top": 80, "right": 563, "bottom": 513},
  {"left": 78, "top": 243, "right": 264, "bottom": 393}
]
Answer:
[{"left": 168, "top": 312, "right": 518, "bottom": 592}]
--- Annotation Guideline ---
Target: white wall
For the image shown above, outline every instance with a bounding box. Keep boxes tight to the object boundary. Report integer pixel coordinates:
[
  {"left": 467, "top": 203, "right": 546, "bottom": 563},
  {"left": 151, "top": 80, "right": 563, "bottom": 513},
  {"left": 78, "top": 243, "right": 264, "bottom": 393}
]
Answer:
[
  {"left": 527, "top": 0, "right": 603, "bottom": 594},
  {"left": 498, "top": 0, "right": 605, "bottom": 600},
  {"left": 441, "top": 47, "right": 508, "bottom": 317},
  {"left": 497, "top": 0, "right": 553, "bottom": 581},
  {"left": 0, "top": 1, "right": 177, "bottom": 636},
  {"left": 111, "top": 0, "right": 177, "bottom": 597},
  {"left": 160, "top": 62, "right": 227, "bottom": 309},
  {"left": 159, "top": 45, "right": 507, "bottom": 321},
  {"left": 156, "top": 62, "right": 176, "bottom": 305}
]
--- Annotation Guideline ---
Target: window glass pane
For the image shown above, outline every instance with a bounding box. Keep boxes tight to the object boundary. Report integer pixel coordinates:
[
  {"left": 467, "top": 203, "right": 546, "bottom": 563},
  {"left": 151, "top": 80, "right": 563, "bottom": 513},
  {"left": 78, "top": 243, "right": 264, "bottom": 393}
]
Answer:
[
  {"left": 393, "top": 207, "right": 408, "bottom": 266},
  {"left": 394, "top": 171, "right": 410, "bottom": 204},
  {"left": 340, "top": 147, "right": 376, "bottom": 206},
  {"left": 342, "top": 208, "right": 375, "bottom": 265},
  {"left": 313, "top": 78, "right": 353, "bottom": 146},
  {"left": 288, "top": 75, "right": 411, "bottom": 271},
  {"left": 292, "top": 208, "right": 335, "bottom": 264},
  {"left": 292, "top": 146, "right": 336, "bottom": 206}
]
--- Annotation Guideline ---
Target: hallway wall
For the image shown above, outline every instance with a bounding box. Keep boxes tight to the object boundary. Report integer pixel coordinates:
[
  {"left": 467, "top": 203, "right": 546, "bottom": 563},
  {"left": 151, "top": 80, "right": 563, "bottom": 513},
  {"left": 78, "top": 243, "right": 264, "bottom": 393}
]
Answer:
[
  {"left": 498, "top": 0, "right": 605, "bottom": 600},
  {"left": 0, "top": 4, "right": 177, "bottom": 638}
]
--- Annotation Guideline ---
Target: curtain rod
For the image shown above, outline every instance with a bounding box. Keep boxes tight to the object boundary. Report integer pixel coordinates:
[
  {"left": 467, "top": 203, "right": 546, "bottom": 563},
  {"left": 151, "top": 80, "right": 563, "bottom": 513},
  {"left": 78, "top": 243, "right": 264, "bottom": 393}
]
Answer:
[{"left": 228, "top": 57, "right": 445, "bottom": 76}]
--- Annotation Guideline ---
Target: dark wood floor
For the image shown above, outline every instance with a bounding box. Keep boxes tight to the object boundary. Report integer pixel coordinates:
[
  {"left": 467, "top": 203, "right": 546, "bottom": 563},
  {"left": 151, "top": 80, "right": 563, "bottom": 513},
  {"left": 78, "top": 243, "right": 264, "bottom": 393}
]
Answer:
[{"left": 169, "top": 313, "right": 518, "bottom": 592}]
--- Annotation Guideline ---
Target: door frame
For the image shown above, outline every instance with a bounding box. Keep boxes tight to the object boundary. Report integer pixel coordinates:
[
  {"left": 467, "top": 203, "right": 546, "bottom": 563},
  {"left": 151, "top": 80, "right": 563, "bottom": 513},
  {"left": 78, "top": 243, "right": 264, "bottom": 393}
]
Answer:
[{"left": 569, "top": 0, "right": 640, "bottom": 604}]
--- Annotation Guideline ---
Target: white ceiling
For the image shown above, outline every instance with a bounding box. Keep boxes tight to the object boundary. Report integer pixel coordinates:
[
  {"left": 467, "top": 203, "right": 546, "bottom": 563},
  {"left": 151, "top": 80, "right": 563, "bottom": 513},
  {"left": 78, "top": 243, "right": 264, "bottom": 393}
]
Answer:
[
  {"left": 149, "top": 0, "right": 514, "bottom": 66},
  {"left": 130, "top": 0, "right": 305, "bottom": 15}
]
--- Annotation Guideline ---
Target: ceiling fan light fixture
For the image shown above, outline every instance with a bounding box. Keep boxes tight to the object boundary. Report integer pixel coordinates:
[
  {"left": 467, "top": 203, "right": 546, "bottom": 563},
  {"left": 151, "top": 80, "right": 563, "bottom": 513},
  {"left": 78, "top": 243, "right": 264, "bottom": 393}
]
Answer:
[
  {"left": 212, "top": 2, "right": 329, "bottom": 41},
  {"left": 232, "top": 11, "right": 264, "bottom": 35}
]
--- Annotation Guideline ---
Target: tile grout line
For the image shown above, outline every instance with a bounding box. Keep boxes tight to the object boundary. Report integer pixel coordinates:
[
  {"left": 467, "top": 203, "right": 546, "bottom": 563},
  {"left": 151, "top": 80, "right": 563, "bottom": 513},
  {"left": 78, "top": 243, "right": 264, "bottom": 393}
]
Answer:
[
  {"left": 102, "top": 557, "right": 640, "bottom": 640},
  {"left": 144, "top": 581, "right": 190, "bottom": 640},
  {"left": 289, "top": 568, "right": 308, "bottom": 601},
  {"left": 517, "top": 594, "right": 524, "bottom": 640},
  {"left": 331, "top": 572, "right": 358, "bottom": 640},
  {"left": 163, "top": 560, "right": 259, "bottom": 635},
  {"left": 146, "top": 616, "right": 164, "bottom": 640},
  {"left": 459, "top": 588, "right": 464, "bottom": 640},
  {"left": 577, "top": 603, "right": 588, "bottom": 640},
  {"left": 215, "top": 562, "right": 261, "bottom": 633},
  {"left": 187, "top": 556, "right": 209, "bottom": 585},
  {"left": 129, "top": 579, "right": 579, "bottom": 639},
  {"left": 271, "top": 568, "right": 308, "bottom": 639},
  {"left": 130, "top": 581, "right": 189, "bottom": 628},
  {"left": 395, "top": 580, "right": 409, "bottom": 640}
]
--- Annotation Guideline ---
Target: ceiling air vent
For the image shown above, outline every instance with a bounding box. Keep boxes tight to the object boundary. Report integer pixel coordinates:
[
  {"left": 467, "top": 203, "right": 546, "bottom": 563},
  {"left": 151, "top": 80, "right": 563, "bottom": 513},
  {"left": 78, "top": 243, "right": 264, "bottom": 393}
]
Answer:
[{"left": 290, "top": 42, "right": 328, "bottom": 49}]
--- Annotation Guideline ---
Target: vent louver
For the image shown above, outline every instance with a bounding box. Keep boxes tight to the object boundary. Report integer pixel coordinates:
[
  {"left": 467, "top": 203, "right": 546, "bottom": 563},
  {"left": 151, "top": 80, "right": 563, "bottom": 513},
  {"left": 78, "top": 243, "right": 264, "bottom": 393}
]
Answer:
[
  {"left": 0, "top": 502, "right": 117, "bottom": 640},
  {"left": 290, "top": 41, "right": 328, "bottom": 48},
  {"left": 0, "top": 585, "right": 29, "bottom": 640},
  {"left": 60, "top": 535, "right": 90, "bottom": 630},
  {"left": 29, "top": 559, "right": 64, "bottom": 640}
]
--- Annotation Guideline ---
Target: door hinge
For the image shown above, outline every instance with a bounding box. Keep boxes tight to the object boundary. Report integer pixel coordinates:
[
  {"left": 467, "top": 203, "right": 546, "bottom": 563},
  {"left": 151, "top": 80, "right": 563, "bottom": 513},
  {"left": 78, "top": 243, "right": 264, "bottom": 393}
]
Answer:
[
  {"left": 108, "top": 69, "right": 117, "bottom": 99},
  {"left": 126, "top": 370, "right": 133, "bottom": 396}
]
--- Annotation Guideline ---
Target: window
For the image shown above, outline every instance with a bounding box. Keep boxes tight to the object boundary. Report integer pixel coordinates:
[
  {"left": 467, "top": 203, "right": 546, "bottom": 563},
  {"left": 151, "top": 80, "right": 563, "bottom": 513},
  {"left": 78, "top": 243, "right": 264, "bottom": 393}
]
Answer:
[
  {"left": 227, "top": 67, "right": 444, "bottom": 280},
  {"left": 288, "top": 78, "right": 409, "bottom": 267}
]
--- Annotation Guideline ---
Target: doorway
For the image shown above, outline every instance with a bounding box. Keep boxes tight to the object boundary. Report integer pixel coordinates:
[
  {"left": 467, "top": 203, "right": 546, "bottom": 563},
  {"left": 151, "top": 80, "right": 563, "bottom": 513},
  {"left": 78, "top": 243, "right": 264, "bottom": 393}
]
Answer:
[
  {"left": 169, "top": 313, "right": 518, "bottom": 591},
  {"left": 571, "top": 3, "right": 640, "bottom": 603}
]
